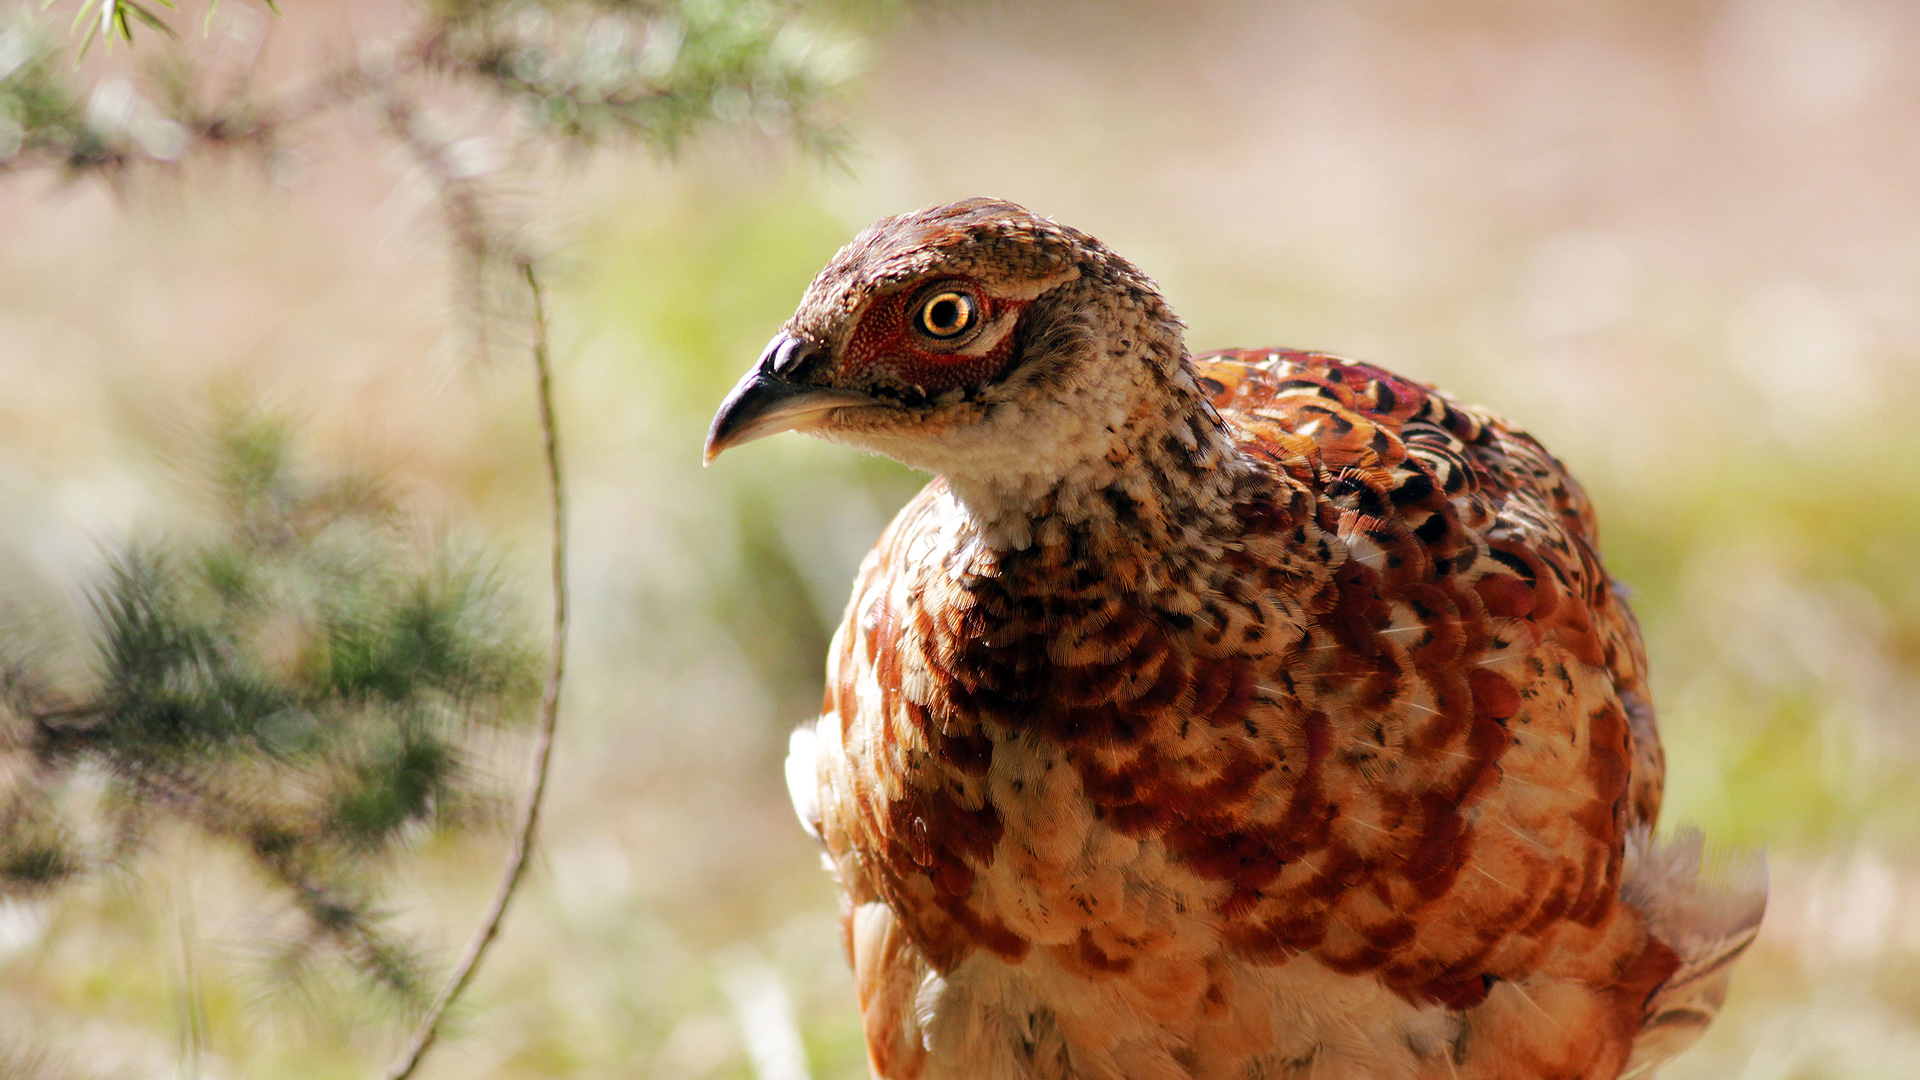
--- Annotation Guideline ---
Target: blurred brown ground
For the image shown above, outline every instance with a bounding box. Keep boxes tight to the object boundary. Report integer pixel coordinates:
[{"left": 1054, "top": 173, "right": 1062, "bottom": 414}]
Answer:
[{"left": 2, "top": 1, "right": 1917, "bottom": 1077}]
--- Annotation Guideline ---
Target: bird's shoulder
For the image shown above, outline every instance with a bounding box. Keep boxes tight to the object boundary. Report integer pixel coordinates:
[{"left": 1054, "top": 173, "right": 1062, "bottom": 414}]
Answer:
[{"left": 1196, "top": 348, "right": 1596, "bottom": 563}]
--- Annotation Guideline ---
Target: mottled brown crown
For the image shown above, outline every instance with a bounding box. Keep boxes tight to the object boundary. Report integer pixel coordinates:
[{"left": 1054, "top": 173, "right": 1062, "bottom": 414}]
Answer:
[
  {"left": 785, "top": 199, "right": 1182, "bottom": 398},
  {"left": 787, "top": 198, "right": 1126, "bottom": 338}
]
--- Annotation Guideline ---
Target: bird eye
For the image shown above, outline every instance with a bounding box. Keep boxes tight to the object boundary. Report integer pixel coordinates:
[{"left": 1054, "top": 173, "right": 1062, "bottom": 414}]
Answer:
[{"left": 915, "top": 291, "right": 976, "bottom": 340}]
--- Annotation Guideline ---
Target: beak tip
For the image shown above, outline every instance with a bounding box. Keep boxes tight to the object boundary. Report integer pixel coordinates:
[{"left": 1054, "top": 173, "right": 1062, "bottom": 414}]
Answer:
[{"left": 705, "top": 335, "right": 869, "bottom": 467}]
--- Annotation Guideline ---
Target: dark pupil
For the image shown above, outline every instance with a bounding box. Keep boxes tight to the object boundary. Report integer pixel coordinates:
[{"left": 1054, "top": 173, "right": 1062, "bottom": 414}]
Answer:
[{"left": 926, "top": 297, "right": 964, "bottom": 334}]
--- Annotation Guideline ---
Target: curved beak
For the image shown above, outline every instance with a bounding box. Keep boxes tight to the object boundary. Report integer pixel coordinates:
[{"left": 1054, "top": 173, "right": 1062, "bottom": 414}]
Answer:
[{"left": 703, "top": 335, "right": 874, "bottom": 465}]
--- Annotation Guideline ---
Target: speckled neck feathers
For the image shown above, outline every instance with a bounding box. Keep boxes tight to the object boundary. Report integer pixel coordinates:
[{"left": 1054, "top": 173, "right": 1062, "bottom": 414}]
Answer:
[{"left": 919, "top": 274, "right": 1257, "bottom": 597}]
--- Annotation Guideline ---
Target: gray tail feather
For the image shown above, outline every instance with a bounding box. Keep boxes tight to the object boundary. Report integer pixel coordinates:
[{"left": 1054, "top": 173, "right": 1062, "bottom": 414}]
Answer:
[{"left": 1619, "top": 826, "right": 1768, "bottom": 1075}]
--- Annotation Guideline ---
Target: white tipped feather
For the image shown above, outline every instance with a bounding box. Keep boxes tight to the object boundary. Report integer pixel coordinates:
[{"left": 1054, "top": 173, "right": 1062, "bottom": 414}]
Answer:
[{"left": 786, "top": 725, "right": 823, "bottom": 841}]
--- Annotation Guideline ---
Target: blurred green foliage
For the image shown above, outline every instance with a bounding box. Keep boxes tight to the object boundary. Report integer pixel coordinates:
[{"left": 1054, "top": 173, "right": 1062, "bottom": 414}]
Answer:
[
  {"left": 426, "top": 0, "right": 858, "bottom": 157},
  {"left": 0, "top": 13, "right": 105, "bottom": 169},
  {"left": 0, "top": 1, "right": 886, "bottom": 1075},
  {"left": 0, "top": 1, "right": 858, "bottom": 176},
  {"left": 1601, "top": 453, "right": 1920, "bottom": 854},
  {"left": 0, "top": 411, "right": 539, "bottom": 1002}
]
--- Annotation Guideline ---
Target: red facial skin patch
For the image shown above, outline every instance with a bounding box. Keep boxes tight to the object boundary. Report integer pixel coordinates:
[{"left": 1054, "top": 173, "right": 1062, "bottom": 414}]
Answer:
[{"left": 838, "top": 279, "right": 1032, "bottom": 396}]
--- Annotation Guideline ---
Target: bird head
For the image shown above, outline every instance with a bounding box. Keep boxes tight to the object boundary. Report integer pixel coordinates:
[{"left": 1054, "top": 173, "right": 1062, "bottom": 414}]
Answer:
[{"left": 705, "top": 199, "right": 1197, "bottom": 520}]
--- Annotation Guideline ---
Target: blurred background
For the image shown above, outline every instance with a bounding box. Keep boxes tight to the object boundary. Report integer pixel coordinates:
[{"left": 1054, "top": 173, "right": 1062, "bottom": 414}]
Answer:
[{"left": 2, "top": 0, "right": 1918, "bottom": 1077}]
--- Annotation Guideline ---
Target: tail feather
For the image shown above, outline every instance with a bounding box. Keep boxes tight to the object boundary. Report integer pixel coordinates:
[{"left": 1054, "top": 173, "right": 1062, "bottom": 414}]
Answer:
[{"left": 1619, "top": 826, "right": 1768, "bottom": 1074}]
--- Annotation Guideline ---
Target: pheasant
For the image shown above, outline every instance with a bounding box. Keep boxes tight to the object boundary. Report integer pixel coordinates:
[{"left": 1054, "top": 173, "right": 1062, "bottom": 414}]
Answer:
[{"left": 705, "top": 199, "right": 1765, "bottom": 1080}]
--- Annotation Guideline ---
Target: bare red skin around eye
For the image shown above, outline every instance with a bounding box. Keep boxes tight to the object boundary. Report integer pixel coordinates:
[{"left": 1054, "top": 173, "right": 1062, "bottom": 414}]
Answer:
[{"left": 838, "top": 282, "right": 1031, "bottom": 395}]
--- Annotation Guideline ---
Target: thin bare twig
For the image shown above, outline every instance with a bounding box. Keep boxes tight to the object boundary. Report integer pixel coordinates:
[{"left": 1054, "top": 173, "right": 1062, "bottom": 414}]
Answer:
[{"left": 381, "top": 259, "right": 568, "bottom": 1080}]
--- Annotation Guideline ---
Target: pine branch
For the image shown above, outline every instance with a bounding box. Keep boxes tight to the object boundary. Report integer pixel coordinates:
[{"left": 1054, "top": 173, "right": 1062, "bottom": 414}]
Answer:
[
  {"left": 122, "top": 763, "right": 434, "bottom": 1004},
  {"left": 0, "top": 1, "right": 869, "bottom": 1072}
]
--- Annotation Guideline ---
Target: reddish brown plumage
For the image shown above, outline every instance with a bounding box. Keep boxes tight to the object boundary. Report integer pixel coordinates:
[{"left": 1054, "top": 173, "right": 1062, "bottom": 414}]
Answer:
[{"left": 709, "top": 200, "right": 1764, "bottom": 1080}]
